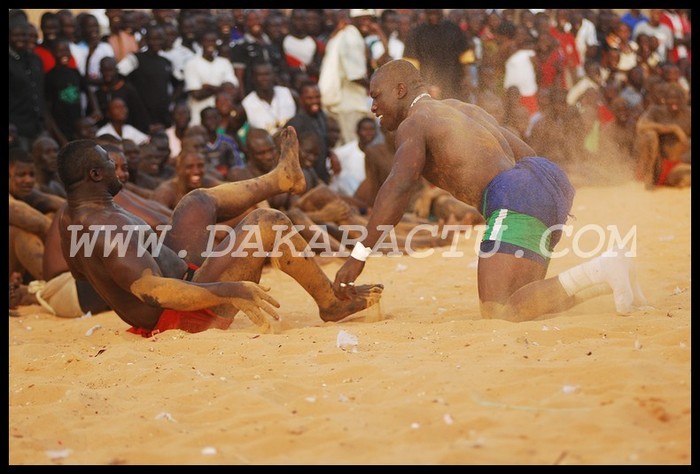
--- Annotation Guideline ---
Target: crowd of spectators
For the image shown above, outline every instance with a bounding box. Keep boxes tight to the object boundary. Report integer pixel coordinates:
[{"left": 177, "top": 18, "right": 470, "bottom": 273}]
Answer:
[{"left": 9, "top": 8, "right": 692, "bottom": 307}]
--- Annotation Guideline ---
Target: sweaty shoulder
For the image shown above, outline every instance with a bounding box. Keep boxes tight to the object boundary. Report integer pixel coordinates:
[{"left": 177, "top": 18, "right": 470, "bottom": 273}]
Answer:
[{"left": 443, "top": 99, "right": 498, "bottom": 124}]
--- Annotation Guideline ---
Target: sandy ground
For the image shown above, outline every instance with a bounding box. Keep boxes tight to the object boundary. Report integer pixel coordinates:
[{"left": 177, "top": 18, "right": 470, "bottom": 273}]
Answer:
[{"left": 8, "top": 180, "right": 691, "bottom": 465}]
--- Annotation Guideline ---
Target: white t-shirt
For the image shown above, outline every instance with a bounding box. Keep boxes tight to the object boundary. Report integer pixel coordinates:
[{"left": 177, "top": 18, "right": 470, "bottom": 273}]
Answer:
[
  {"left": 329, "top": 139, "right": 366, "bottom": 197},
  {"left": 184, "top": 54, "right": 238, "bottom": 126},
  {"left": 96, "top": 122, "right": 149, "bottom": 145},
  {"left": 503, "top": 49, "right": 538, "bottom": 97},
  {"left": 282, "top": 35, "right": 317, "bottom": 68},
  {"left": 241, "top": 86, "right": 297, "bottom": 136}
]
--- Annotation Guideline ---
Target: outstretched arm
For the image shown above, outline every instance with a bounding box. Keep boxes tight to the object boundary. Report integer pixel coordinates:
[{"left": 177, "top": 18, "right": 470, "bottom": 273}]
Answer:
[
  {"left": 129, "top": 271, "right": 280, "bottom": 329},
  {"left": 333, "top": 123, "right": 426, "bottom": 298}
]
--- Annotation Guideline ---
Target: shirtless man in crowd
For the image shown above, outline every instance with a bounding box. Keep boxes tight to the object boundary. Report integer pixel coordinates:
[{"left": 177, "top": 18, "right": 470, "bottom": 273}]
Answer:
[
  {"left": 635, "top": 82, "right": 691, "bottom": 188},
  {"left": 57, "top": 127, "right": 382, "bottom": 336},
  {"left": 333, "top": 60, "right": 647, "bottom": 322}
]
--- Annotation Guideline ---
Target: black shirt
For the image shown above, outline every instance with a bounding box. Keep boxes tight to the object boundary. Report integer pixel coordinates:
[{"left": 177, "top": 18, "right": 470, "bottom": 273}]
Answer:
[{"left": 9, "top": 49, "right": 46, "bottom": 142}]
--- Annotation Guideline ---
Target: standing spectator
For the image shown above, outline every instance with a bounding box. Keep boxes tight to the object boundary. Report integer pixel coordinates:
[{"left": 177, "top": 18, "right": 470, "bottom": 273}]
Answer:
[
  {"left": 44, "top": 38, "right": 101, "bottom": 146},
  {"left": 26, "top": 21, "right": 39, "bottom": 53},
  {"left": 57, "top": 10, "right": 84, "bottom": 73},
  {"left": 241, "top": 61, "right": 297, "bottom": 136},
  {"left": 402, "top": 8, "right": 472, "bottom": 101},
  {"left": 369, "top": 9, "right": 407, "bottom": 65},
  {"left": 230, "top": 9, "right": 288, "bottom": 97},
  {"left": 308, "top": 9, "right": 331, "bottom": 55},
  {"left": 503, "top": 25, "right": 539, "bottom": 116},
  {"left": 73, "top": 13, "right": 115, "bottom": 88},
  {"left": 184, "top": 29, "right": 238, "bottom": 127},
  {"left": 632, "top": 9, "right": 674, "bottom": 64},
  {"left": 104, "top": 9, "right": 139, "bottom": 62},
  {"left": 570, "top": 9, "right": 599, "bottom": 69},
  {"left": 621, "top": 9, "right": 649, "bottom": 33},
  {"left": 283, "top": 9, "right": 322, "bottom": 82},
  {"left": 535, "top": 31, "right": 566, "bottom": 90},
  {"left": 214, "top": 10, "right": 237, "bottom": 59},
  {"left": 173, "top": 14, "right": 202, "bottom": 58},
  {"left": 118, "top": 24, "right": 181, "bottom": 132},
  {"left": 95, "top": 56, "right": 151, "bottom": 133},
  {"left": 34, "top": 11, "right": 78, "bottom": 73},
  {"left": 9, "top": 16, "right": 47, "bottom": 151},
  {"left": 549, "top": 9, "right": 580, "bottom": 89},
  {"left": 659, "top": 9, "right": 691, "bottom": 65},
  {"left": 318, "top": 9, "right": 374, "bottom": 145},
  {"left": 151, "top": 9, "right": 177, "bottom": 26},
  {"left": 264, "top": 11, "right": 291, "bottom": 80}
]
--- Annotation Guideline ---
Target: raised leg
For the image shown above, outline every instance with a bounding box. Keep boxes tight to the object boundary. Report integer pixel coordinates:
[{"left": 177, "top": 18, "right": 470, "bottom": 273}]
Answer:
[{"left": 166, "top": 127, "right": 306, "bottom": 266}]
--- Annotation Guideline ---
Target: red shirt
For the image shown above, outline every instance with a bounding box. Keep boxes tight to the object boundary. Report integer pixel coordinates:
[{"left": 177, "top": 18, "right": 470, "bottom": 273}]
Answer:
[
  {"left": 549, "top": 26, "right": 580, "bottom": 70},
  {"left": 34, "top": 44, "right": 78, "bottom": 73}
]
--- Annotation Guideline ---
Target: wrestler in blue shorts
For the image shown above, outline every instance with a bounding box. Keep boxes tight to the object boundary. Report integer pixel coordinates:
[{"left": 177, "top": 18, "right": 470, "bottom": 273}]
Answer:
[{"left": 480, "top": 157, "right": 576, "bottom": 266}]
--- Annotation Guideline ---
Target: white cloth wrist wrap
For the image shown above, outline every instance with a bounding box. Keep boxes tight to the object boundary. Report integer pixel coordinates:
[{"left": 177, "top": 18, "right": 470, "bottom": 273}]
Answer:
[{"left": 350, "top": 242, "right": 372, "bottom": 262}]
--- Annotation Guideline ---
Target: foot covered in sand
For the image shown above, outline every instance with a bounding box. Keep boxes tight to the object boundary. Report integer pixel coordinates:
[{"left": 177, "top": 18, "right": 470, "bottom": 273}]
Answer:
[
  {"left": 9, "top": 272, "right": 23, "bottom": 311},
  {"left": 276, "top": 126, "right": 307, "bottom": 195},
  {"left": 600, "top": 247, "right": 648, "bottom": 314},
  {"left": 321, "top": 284, "right": 384, "bottom": 322}
]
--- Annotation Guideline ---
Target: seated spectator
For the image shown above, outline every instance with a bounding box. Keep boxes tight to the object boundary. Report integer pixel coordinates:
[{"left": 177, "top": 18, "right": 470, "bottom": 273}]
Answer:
[
  {"left": 241, "top": 61, "right": 297, "bottom": 136},
  {"left": 635, "top": 82, "right": 691, "bottom": 188},
  {"left": 96, "top": 97, "right": 150, "bottom": 145}
]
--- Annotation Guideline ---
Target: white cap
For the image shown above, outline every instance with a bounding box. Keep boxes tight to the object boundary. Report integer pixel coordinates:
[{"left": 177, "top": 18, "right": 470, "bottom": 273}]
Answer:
[{"left": 350, "top": 9, "right": 377, "bottom": 18}]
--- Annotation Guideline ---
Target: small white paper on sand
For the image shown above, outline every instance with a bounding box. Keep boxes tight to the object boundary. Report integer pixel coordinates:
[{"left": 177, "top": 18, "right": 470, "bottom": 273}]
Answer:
[
  {"left": 46, "top": 448, "right": 72, "bottom": 459},
  {"left": 336, "top": 330, "right": 359, "bottom": 353},
  {"left": 155, "top": 412, "right": 177, "bottom": 422}
]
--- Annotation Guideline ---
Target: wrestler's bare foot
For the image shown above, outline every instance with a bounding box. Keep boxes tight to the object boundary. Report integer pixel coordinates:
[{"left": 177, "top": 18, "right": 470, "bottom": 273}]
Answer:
[
  {"left": 9, "top": 272, "right": 23, "bottom": 310},
  {"left": 320, "top": 284, "right": 384, "bottom": 322},
  {"left": 276, "top": 126, "right": 307, "bottom": 195}
]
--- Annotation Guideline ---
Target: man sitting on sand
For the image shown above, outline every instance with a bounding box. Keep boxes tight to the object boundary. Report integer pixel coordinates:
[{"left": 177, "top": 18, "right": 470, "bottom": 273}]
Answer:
[
  {"left": 57, "top": 127, "right": 383, "bottom": 337},
  {"left": 333, "top": 59, "right": 647, "bottom": 321},
  {"left": 635, "top": 82, "right": 691, "bottom": 189}
]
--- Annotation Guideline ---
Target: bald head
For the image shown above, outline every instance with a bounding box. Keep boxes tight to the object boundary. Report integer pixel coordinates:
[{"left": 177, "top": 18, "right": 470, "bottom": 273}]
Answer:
[
  {"left": 369, "top": 59, "right": 428, "bottom": 131},
  {"left": 372, "top": 59, "right": 424, "bottom": 91}
]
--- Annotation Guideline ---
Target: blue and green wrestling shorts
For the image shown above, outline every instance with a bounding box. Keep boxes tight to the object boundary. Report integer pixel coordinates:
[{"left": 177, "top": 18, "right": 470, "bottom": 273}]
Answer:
[{"left": 480, "top": 156, "right": 575, "bottom": 265}]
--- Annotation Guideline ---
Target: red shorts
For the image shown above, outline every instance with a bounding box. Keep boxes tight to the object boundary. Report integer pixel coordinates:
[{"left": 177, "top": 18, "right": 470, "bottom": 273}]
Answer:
[
  {"left": 127, "top": 308, "right": 233, "bottom": 338},
  {"left": 126, "top": 262, "right": 233, "bottom": 337},
  {"left": 657, "top": 158, "right": 681, "bottom": 186},
  {"left": 519, "top": 95, "right": 539, "bottom": 116}
]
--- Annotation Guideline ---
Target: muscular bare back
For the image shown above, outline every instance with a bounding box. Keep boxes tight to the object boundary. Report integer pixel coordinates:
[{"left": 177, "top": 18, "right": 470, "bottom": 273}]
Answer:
[
  {"left": 59, "top": 203, "right": 186, "bottom": 327},
  {"left": 395, "top": 100, "right": 519, "bottom": 207}
]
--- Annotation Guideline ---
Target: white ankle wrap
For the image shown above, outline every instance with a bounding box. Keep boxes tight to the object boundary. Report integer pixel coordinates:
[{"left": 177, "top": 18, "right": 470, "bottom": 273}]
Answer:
[{"left": 558, "top": 257, "right": 603, "bottom": 296}]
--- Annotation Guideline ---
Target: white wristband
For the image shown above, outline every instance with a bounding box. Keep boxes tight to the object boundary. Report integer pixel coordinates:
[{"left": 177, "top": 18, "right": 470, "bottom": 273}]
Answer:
[{"left": 350, "top": 242, "right": 372, "bottom": 262}]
